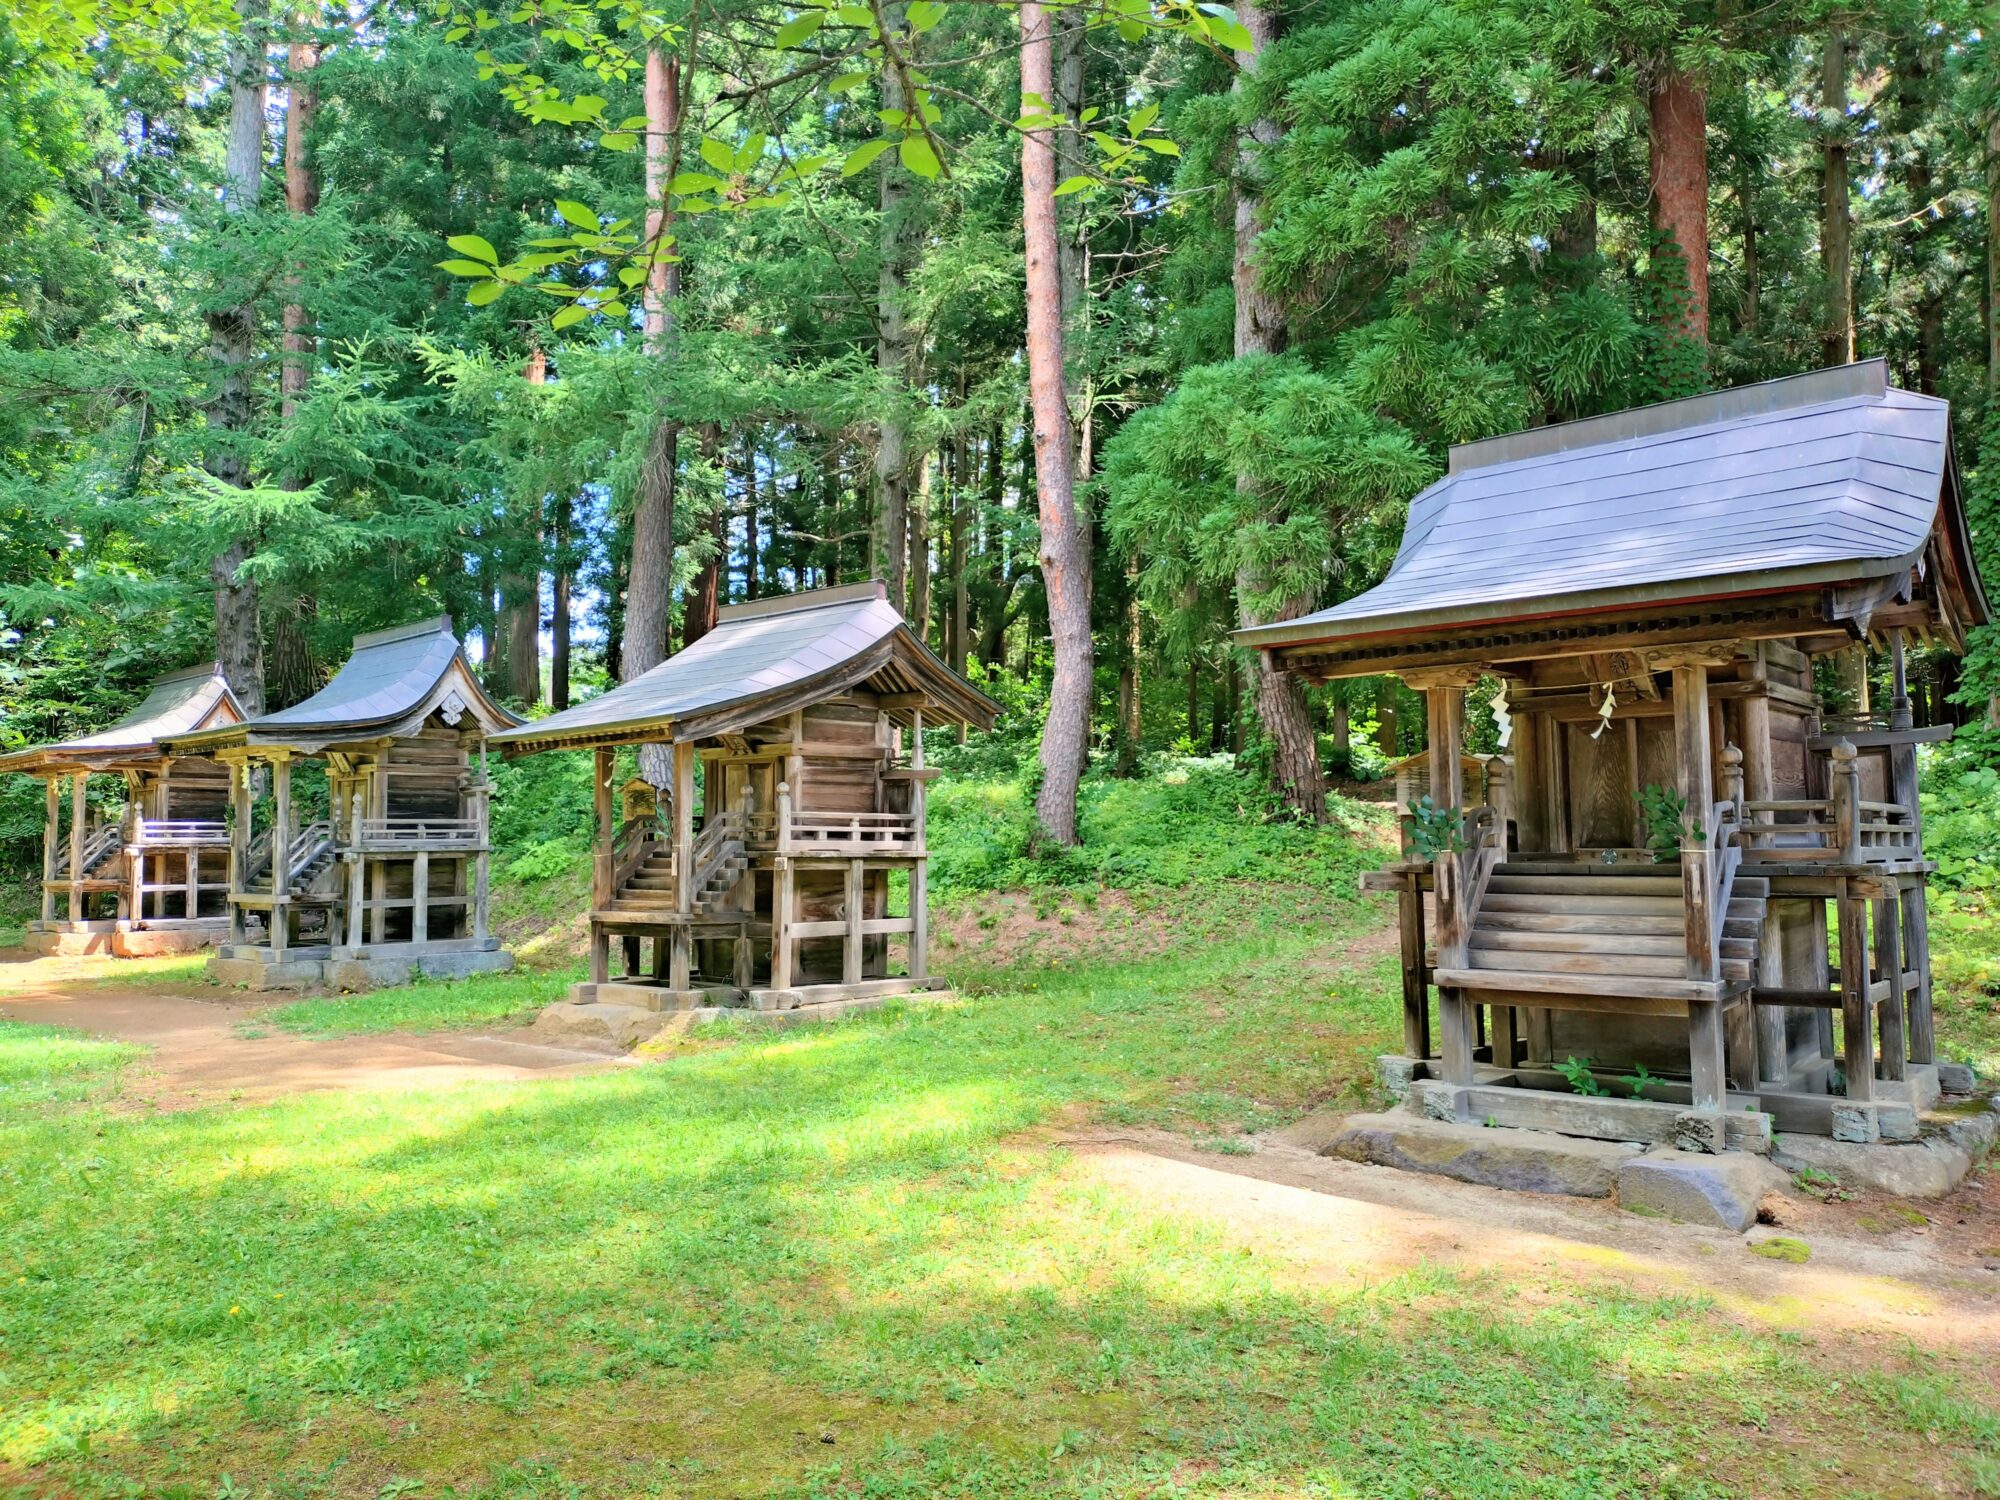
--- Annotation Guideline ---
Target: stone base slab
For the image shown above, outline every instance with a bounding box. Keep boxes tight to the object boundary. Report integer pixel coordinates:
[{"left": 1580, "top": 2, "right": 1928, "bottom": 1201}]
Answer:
[
  {"left": 111, "top": 922, "right": 228, "bottom": 958},
  {"left": 1616, "top": 1148, "right": 1786, "bottom": 1231},
  {"left": 207, "top": 955, "right": 330, "bottom": 991},
  {"left": 321, "top": 948, "right": 514, "bottom": 992},
  {"left": 1770, "top": 1096, "right": 1999, "bottom": 1198},
  {"left": 1325, "top": 1111, "right": 1643, "bottom": 1197},
  {"left": 25, "top": 927, "right": 118, "bottom": 958}
]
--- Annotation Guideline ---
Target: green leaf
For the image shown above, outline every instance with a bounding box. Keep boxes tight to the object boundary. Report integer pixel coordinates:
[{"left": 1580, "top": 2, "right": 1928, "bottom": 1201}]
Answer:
[
  {"left": 554, "top": 199, "right": 597, "bottom": 228},
  {"left": 906, "top": 0, "right": 945, "bottom": 30},
  {"left": 436, "top": 258, "right": 495, "bottom": 277},
  {"left": 599, "top": 131, "right": 637, "bottom": 151},
  {"left": 1142, "top": 137, "right": 1180, "bottom": 156},
  {"left": 699, "top": 136, "right": 737, "bottom": 173},
  {"left": 669, "top": 171, "right": 725, "bottom": 193},
  {"left": 1130, "top": 102, "right": 1158, "bottom": 132},
  {"left": 618, "top": 265, "right": 648, "bottom": 287},
  {"left": 600, "top": 300, "right": 628, "bottom": 317},
  {"left": 898, "top": 134, "right": 940, "bottom": 178},
  {"left": 466, "top": 278, "right": 505, "bottom": 306},
  {"left": 1052, "top": 175, "right": 1091, "bottom": 197},
  {"left": 551, "top": 303, "right": 591, "bottom": 329},
  {"left": 445, "top": 234, "right": 498, "bottom": 264},
  {"left": 833, "top": 4, "right": 873, "bottom": 25},
  {"left": 840, "top": 138, "right": 894, "bottom": 176},
  {"left": 1205, "top": 13, "right": 1255, "bottom": 51},
  {"left": 828, "top": 71, "right": 867, "bottom": 93},
  {"left": 773, "top": 10, "right": 824, "bottom": 47}
]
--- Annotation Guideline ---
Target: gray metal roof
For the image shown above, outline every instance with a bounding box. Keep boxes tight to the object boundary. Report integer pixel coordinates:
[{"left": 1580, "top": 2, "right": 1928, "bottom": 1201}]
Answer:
[
  {"left": 1237, "top": 360, "right": 1973, "bottom": 653},
  {"left": 0, "top": 664, "right": 242, "bottom": 774},
  {"left": 493, "top": 582, "right": 999, "bottom": 752},
  {"left": 168, "top": 617, "right": 520, "bottom": 752}
]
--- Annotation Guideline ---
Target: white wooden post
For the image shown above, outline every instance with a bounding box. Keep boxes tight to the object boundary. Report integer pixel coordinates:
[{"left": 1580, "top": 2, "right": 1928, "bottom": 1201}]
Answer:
[
  {"left": 844, "top": 857, "right": 864, "bottom": 985},
  {"left": 66, "top": 770, "right": 87, "bottom": 923},
  {"left": 772, "top": 784, "right": 793, "bottom": 992},
  {"left": 411, "top": 850, "right": 430, "bottom": 943},
  {"left": 671, "top": 740, "right": 694, "bottom": 988},
  {"left": 131, "top": 847, "right": 146, "bottom": 926},
  {"left": 227, "top": 761, "right": 250, "bottom": 945},
  {"left": 270, "top": 756, "right": 292, "bottom": 956},
  {"left": 40, "top": 776, "right": 58, "bottom": 922}
]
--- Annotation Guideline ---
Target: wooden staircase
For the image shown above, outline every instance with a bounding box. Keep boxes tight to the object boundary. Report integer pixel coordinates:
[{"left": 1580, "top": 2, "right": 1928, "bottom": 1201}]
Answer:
[
  {"left": 608, "top": 824, "right": 748, "bottom": 918},
  {"left": 1451, "top": 863, "right": 1766, "bottom": 995}
]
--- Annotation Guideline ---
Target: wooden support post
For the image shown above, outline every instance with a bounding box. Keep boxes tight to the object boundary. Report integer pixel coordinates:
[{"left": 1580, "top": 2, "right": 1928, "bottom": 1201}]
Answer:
[
  {"left": 473, "top": 850, "right": 490, "bottom": 943},
  {"left": 1830, "top": 739, "right": 1863, "bottom": 864},
  {"left": 1688, "top": 999, "right": 1726, "bottom": 1112},
  {"left": 40, "top": 777, "right": 58, "bottom": 923},
  {"left": 1724, "top": 998, "right": 1757, "bottom": 1092},
  {"left": 1439, "top": 989, "right": 1476, "bottom": 1086},
  {"left": 183, "top": 838, "right": 198, "bottom": 920},
  {"left": 1874, "top": 889, "right": 1906, "bottom": 1082},
  {"left": 131, "top": 848, "right": 146, "bottom": 926},
  {"left": 1838, "top": 887, "right": 1874, "bottom": 1102},
  {"left": 844, "top": 858, "right": 864, "bottom": 985},
  {"left": 590, "top": 920, "right": 609, "bottom": 986},
  {"left": 370, "top": 859, "right": 386, "bottom": 944},
  {"left": 671, "top": 741, "right": 694, "bottom": 989},
  {"left": 1904, "top": 877, "right": 1934, "bottom": 1064},
  {"left": 592, "top": 746, "right": 614, "bottom": 909},
  {"left": 771, "top": 852, "right": 793, "bottom": 991},
  {"left": 411, "top": 850, "right": 430, "bottom": 943},
  {"left": 1413, "top": 675, "right": 1479, "bottom": 1079},
  {"left": 1510, "top": 707, "right": 1543, "bottom": 855},
  {"left": 228, "top": 762, "right": 250, "bottom": 946},
  {"left": 624, "top": 933, "right": 641, "bottom": 978},
  {"left": 269, "top": 757, "right": 292, "bottom": 956},
  {"left": 910, "top": 856, "right": 929, "bottom": 981},
  {"left": 1398, "top": 877, "right": 1429, "bottom": 1059},
  {"left": 1671, "top": 662, "right": 1715, "bottom": 982},
  {"left": 1489, "top": 1003, "right": 1519, "bottom": 1070},
  {"left": 67, "top": 771, "right": 86, "bottom": 923}
]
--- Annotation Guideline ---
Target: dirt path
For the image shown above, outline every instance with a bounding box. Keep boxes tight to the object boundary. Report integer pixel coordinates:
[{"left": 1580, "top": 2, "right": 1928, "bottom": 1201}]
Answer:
[
  {"left": 1058, "top": 1126, "right": 2000, "bottom": 1376},
  {"left": 0, "top": 964, "right": 620, "bottom": 1109}
]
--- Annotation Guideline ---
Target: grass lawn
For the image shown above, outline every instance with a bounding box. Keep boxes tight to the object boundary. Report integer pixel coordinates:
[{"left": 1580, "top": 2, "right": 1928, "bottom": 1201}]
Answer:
[{"left": 5, "top": 872, "right": 1998, "bottom": 1500}]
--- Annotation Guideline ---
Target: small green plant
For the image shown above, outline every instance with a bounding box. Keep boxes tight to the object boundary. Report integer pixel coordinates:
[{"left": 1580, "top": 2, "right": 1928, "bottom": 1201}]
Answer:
[
  {"left": 1634, "top": 782, "right": 1688, "bottom": 858},
  {"left": 1792, "top": 1165, "right": 1848, "bottom": 1202},
  {"left": 1621, "top": 1063, "right": 1662, "bottom": 1100},
  {"left": 1751, "top": 1236, "right": 1812, "bottom": 1263},
  {"left": 1407, "top": 795, "right": 1466, "bottom": 862},
  {"left": 1554, "top": 1055, "right": 1607, "bottom": 1097}
]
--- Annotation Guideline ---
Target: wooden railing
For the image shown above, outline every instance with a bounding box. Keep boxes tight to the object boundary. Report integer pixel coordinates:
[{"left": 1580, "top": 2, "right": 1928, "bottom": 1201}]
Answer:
[
  {"left": 1733, "top": 741, "right": 1919, "bottom": 864},
  {"left": 1434, "top": 803, "right": 1503, "bottom": 968},
  {"left": 54, "top": 822, "right": 121, "bottom": 876},
  {"left": 132, "top": 818, "right": 229, "bottom": 846},
  {"left": 611, "top": 812, "right": 663, "bottom": 892},
  {"left": 348, "top": 815, "right": 482, "bottom": 849},
  {"left": 786, "top": 810, "right": 919, "bottom": 851}
]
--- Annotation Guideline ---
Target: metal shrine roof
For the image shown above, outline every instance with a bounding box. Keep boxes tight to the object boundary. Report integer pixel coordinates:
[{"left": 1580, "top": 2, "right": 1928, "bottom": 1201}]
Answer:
[
  {"left": 168, "top": 617, "right": 520, "bottom": 753},
  {"left": 492, "top": 581, "right": 998, "bottom": 754},
  {"left": 1236, "top": 360, "right": 1987, "bottom": 656},
  {"left": 0, "top": 663, "right": 243, "bottom": 775}
]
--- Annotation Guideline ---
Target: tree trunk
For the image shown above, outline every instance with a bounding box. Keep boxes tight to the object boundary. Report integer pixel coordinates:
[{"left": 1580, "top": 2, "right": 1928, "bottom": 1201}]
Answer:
[
  {"left": 1022, "top": 0, "right": 1091, "bottom": 846},
  {"left": 684, "top": 425, "right": 727, "bottom": 649},
  {"left": 1231, "top": 0, "right": 1325, "bottom": 821},
  {"left": 744, "top": 433, "right": 762, "bottom": 600},
  {"left": 1989, "top": 109, "right": 2000, "bottom": 398},
  {"left": 1187, "top": 652, "right": 1199, "bottom": 747},
  {"left": 627, "top": 46, "right": 684, "bottom": 782},
  {"left": 1894, "top": 40, "right": 1943, "bottom": 393},
  {"left": 874, "top": 7, "right": 916, "bottom": 612},
  {"left": 1822, "top": 26, "right": 1854, "bottom": 366},
  {"left": 909, "top": 448, "right": 932, "bottom": 638},
  {"left": 1738, "top": 161, "right": 1759, "bottom": 336},
  {"left": 499, "top": 344, "right": 547, "bottom": 705},
  {"left": 948, "top": 424, "right": 969, "bottom": 675},
  {"left": 208, "top": 0, "right": 269, "bottom": 718},
  {"left": 1114, "top": 554, "right": 1140, "bottom": 777},
  {"left": 1375, "top": 678, "right": 1399, "bottom": 757},
  {"left": 1648, "top": 64, "right": 1709, "bottom": 346},
  {"left": 268, "top": 16, "right": 323, "bottom": 708},
  {"left": 551, "top": 492, "right": 572, "bottom": 711}
]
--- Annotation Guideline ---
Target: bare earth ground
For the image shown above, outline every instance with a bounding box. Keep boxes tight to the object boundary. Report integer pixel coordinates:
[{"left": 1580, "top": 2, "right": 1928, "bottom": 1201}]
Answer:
[
  {"left": 8, "top": 949, "right": 1998, "bottom": 1395},
  {"left": 0, "top": 954, "right": 620, "bottom": 1109}
]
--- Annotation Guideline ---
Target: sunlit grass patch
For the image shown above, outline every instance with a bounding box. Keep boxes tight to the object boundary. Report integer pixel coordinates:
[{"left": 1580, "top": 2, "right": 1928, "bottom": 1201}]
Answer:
[{"left": 254, "top": 963, "right": 584, "bottom": 1038}]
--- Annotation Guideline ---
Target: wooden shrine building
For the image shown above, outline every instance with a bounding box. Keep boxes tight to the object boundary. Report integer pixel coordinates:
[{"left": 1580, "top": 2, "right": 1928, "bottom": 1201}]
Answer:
[
  {"left": 490, "top": 582, "right": 997, "bottom": 1011},
  {"left": 1239, "top": 360, "right": 1988, "bottom": 1150},
  {"left": 0, "top": 665, "right": 243, "bottom": 957},
  {"left": 165, "top": 618, "right": 520, "bottom": 989}
]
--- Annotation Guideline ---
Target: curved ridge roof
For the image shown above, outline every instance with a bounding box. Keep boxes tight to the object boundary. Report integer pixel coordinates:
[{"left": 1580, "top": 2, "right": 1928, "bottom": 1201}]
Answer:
[
  {"left": 169, "top": 617, "right": 520, "bottom": 752},
  {"left": 0, "top": 664, "right": 242, "bottom": 774},
  {"left": 493, "top": 581, "right": 998, "bottom": 753},
  {"left": 1238, "top": 359, "right": 1987, "bottom": 654}
]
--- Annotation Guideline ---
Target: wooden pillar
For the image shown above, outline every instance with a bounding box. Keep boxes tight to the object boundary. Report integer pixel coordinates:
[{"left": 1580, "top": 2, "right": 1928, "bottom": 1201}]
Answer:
[
  {"left": 369, "top": 859, "right": 386, "bottom": 945},
  {"left": 67, "top": 771, "right": 86, "bottom": 923},
  {"left": 131, "top": 847, "right": 146, "bottom": 926},
  {"left": 1413, "top": 673, "right": 1476, "bottom": 1085},
  {"left": 1874, "top": 889, "right": 1906, "bottom": 1082},
  {"left": 182, "top": 836, "right": 198, "bottom": 920},
  {"left": 590, "top": 920, "right": 609, "bottom": 986},
  {"left": 592, "top": 746, "right": 614, "bottom": 909},
  {"left": 1509, "top": 706, "right": 1542, "bottom": 855},
  {"left": 411, "top": 850, "right": 430, "bottom": 944},
  {"left": 269, "top": 756, "right": 292, "bottom": 956},
  {"left": 771, "top": 845, "right": 793, "bottom": 992},
  {"left": 1904, "top": 877, "right": 1934, "bottom": 1064},
  {"left": 40, "top": 776, "right": 58, "bottom": 922},
  {"left": 671, "top": 740, "right": 694, "bottom": 989},
  {"left": 844, "top": 857, "right": 864, "bottom": 985},
  {"left": 1688, "top": 1000, "right": 1727, "bottom": 1112},
  {"left": 1838, "top": 883, "right": 1875, "bottom": 1101},
  {"left": 1740, "top": 677, "right": 1788, "bottom": 1081},
  {"left": 227, "top": 762, "right": 250, "bottom": 946},
  {"left": 1398, "top": 875, "right": 1429, "bottom": 1059},
  {"left": 1830, "top": 739, "right": 1863, "bottom": 864},
  {"left": 1671, "top": 661, "right": 1716, "bottom": 980}
]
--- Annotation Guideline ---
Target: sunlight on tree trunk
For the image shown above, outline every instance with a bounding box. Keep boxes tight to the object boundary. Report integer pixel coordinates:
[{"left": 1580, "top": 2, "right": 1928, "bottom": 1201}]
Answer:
[
  {"left": 1648, "top": 63, "right": 1709, "bottom": 347},
  {"left": 1821, "top": 25, "right": 1853, "bottom": 367}
]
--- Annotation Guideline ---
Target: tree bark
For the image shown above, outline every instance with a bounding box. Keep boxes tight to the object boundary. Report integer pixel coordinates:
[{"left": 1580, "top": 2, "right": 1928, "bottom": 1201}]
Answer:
[
  {"left": 873, "top": 6, "right": 916, "bottom": 612},
  {"left": 1893, "top": 40, "right": 1943, "bottom": 392},
  {"left": 1375, "top": 678, "right": 1399, "bottom": 757},
  {"left": 1022, "top": 0, "right": 1091, "bottom": 846},
  {"left": 208, "top": 0, "right": 269, "bottom": 718},
  {"left": 551, "top": 492, "right": 573, "bottom": 710},
  {"left": 626, "top": 46, "right": 683, "bottom": 682},
  {"left": 1648, "top": 64, "right": 1709, "bottom": 346},
  {"left": 1114, "top": 553, "right": 1140, "bottom": 777},
  {"left": 1989, "top": 109, "right": 2000, "bottom": 398},
  {"left": 498, "top": 344, "right": 546, "bottom": 704},
  {"left": 947, "top": 422, "right": 969, "bottom": 675},
  {"left": 1231, "top": 0, "right": 1325, "bottom": 821},
  {"left": 1821, "top": 26, "right": 1854, "bottom": 366},
  {"left": 744, "top": 433, "right": 762, "bottom": 600},
  {"left": 684, "top": 425, "right": 727, "bottom": 649},
  {"left": 909, "top": 447, "right": 932, "bottom": 638}
]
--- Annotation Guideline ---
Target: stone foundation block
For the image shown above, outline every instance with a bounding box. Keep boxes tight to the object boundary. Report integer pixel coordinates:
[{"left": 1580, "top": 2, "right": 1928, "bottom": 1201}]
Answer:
[
  {"left": 1376, "top": 1054, "right": 1422, "bottom": 1100},
  {"left": 1325, "top": 1112, "right": 1642, "bottom": 1198},
  {"left": 207, "top": 955, "right": 327, "bottom": 991},
  {"left": 112, "top": 924, "right": 226, "bottom": 958},
  {"left": 1772, "top": 1099, "right": 1997, "bottom": 1198},
  {"left": 321, "top": 948, "right": 514, "bottom": 991},
  {"left": 1830, "top": 1102, "right": 1879, "bottom": 1144},
  {"left": 1617, "top": 1147, "right": 1785, "bottom": 1232},
  {"left": 1673, "top": 1112, "right": 1728, "bottom": 1156},
  {"left": 1938, "top": 1062, "right": 1977, "bottom": 1095}
]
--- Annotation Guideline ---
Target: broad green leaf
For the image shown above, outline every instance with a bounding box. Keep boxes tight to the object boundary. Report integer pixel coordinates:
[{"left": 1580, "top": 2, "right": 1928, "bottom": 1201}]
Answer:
[
  {"left": 525, "top": 236, "right": 577, "bottom": 248},
  {"left": 699, "top": 136, "right": 737, "bottom": 172},
  {"left": 899, "top": 134, "right": 940, "bottom": 178},
  {"left": 1116, "top": 19, "right": 1144, "bottom": 40},
  {"left": 678, "top": 197, "right": 717, "bottom": 214},
  {"left": 554, "top": 199, "right": 597, "bottom": 228},
  {"left": 669, "top": 171, "right": 725, "bottom": 193},
  {"left": 1130, "top": 102, "right": 1158, "bottom": 132},
  {"left": 551, "top": 304, "right": 591, "bottom": 329},
  {"left": 840, "top": 138, "right": 894, "bottom": 176},
  {"left": 600, "top": 300, "right": 628, "bottom": 317},
  {"left": 833, "top": 4, "right": 873, "bottom": 24},
  {"left": 436, "top": 258, "right": 494, "bottom": 277},
  {"left": 828, "top": 71, "right": 867, "bottom": 92},
  {"left": 466, "top": 278, "right": 504, "bottom": 306},
  {"left": 618, "top": 266, "right": 648, "bottom": 287},
  {"left": 599, "top": 131, "right": 637, "bottom": 151},
  {"left": 1142, "top": 137, "right": 1181, "bottom": 155},
  {"left": 445, "top": 234, "right": 498, "bottom": 264},
  {"left": 1053, "top": 175, "right": 1092, "bottom": 197},
  {"left": 906, "top": 0, "right": 945, "bottom": 30},
  {"left": 1205, "top": 13, "right": 1255, "bottom": 51},
  {"left": 773, "top": 10, "right": 823, "bottom": 47}
]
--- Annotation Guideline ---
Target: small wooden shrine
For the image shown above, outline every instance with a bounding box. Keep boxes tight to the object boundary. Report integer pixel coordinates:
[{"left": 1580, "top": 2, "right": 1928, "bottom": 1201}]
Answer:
[
  {"left": 490, "top": 581, "right": 997, "bottom": 1012},
  {"left": 0, "top": 665, "right": 243, "bottom": 957},
  {"left": 165, "top": 618, "right": 520, "bottom": 989},
  {"left": 1240, "top": 361, "right": 1987, "bottom": 1152}
]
